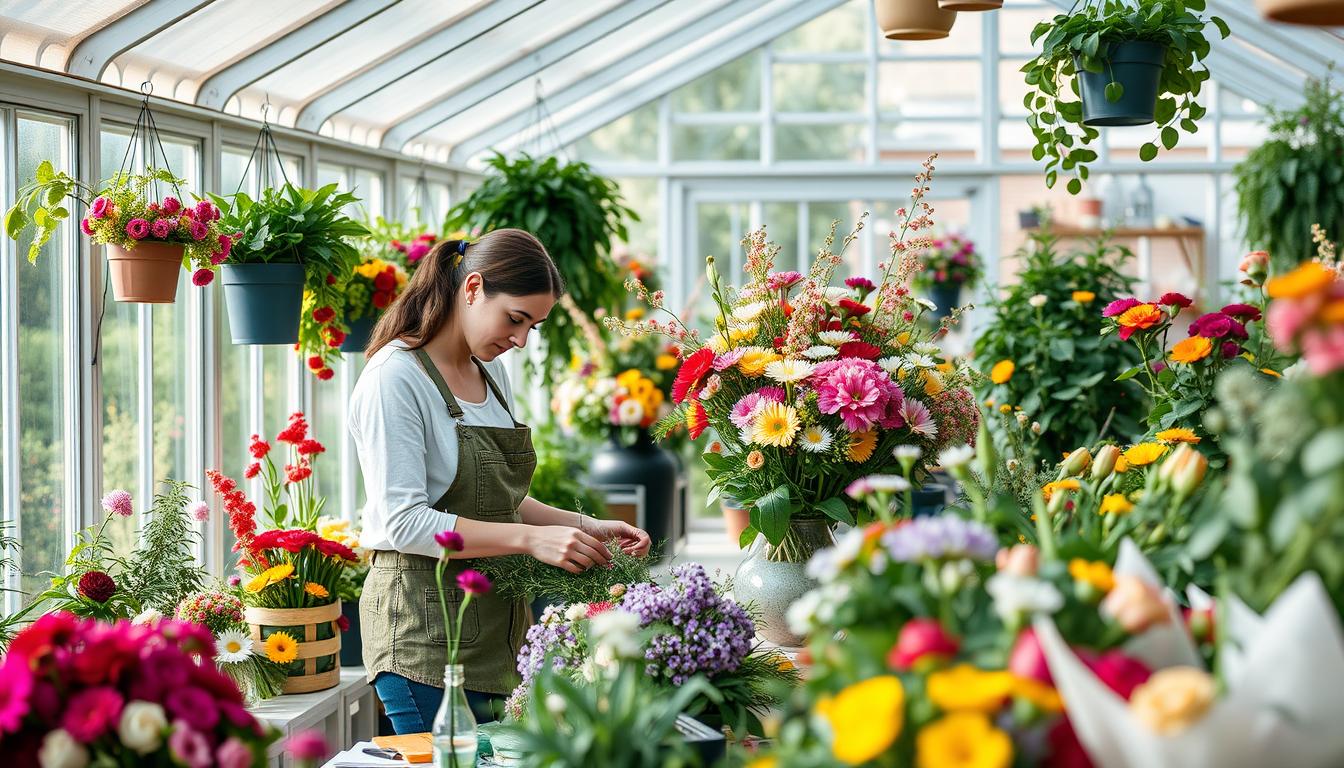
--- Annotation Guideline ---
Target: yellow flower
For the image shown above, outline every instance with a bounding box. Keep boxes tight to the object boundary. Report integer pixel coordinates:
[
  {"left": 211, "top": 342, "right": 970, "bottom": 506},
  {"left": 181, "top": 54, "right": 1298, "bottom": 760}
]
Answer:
[
  {"left": 846, "top": 430, "right": 877, "bottom": 463},
  {"left": 616, "top": 369, "right": 643, "bottom": 388},
  {"left": 1155, "top": 428, "right": 1201, "bottom": 444},
  {"left": 1040, "top": 478, "right": 1080, "bottom": 502},
  {"left": 304, "top": 583, "right": 330, "bottom": 599},
  {"left": 655, "top": 354, "right": 679, "bottom": 370},
  {"left": 1069, "top": 559, "right": 1116, "bottom": 593},
  {"left": 1123, "top": 442, "right": 1169, "bottom": 467},
  {"left": 1129, "top": 666, "right": 1216, "bottom": 734},
  {"left": 989, "top": 359, "right": 1015, "bottom": 384},
  {"left": 739, "top": 349, "right": 782, "bottom": 377},
  {"left": 728, "top": 324, "right": 760, "bottom": 345},
  {"left": 264, "top": 631, "right": 299, "bottom": 664},
  {"left": 814, "top": 676, "right": 904, "bottom": 765},
  {"left": 922, "top": 370, "right": 944, "bottom": 396},
  {"left": 998, "top": 404, "right": 1012, "bottom": 414},
  {"left": 1260, "top": 367, "right": 1282, "bottom": 378},
  {"left": 751, "top": 403, "right": 800, "bottom": 448},
  {"left": 746, "top": 450, "right": 765, "bottom": 470},
  {"left": 1266, "top": 261, "right": 1335, "bottom": 299},
  {"left": 1169, "top": 336, "right": 1213, "bottom": 364},
  {"left": 1099, "top": 493, "right": 1134, "bottom": 515},
  {"left": 1010, "top": 676, "right": 1064, "bottom": 713},
  {"left": 1114, "top": 455, "right": 1130, "bottom": 473},
  {"left": 260, "top": 563, "right": 295, "bottom": 584},
  {"left": 1072, "top": 290, "right": 1096, "bottom": 304},
  {"left": 624, "top": 307, "right": 645, "bottom": 321},
  {"left": 746, "top": 759, "right": 777, "bottom": 768},
  {"left": 916, "top": 712, "right": 1013, "bottom": 768},
  {"left": 926, "top": 665, "right": 1015, "bottom": 713},
  {"left": 244, "top": 573, "right": 271, "bottom": 594},
  {"left": 894, "top": 331, "right": 911, "bottom": 347}
]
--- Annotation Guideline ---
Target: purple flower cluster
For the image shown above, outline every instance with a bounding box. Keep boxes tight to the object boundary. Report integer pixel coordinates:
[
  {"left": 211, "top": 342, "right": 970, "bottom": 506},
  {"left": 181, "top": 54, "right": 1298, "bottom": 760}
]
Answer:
[
  {"left": 620, "top": 563, "right": 755, "bottom": 685},
  {"left": 881, "top": 515, "right": 997, "bottom": 563},
  {"left": 515, "top": 603, "right": 583, "bottom": 685}
]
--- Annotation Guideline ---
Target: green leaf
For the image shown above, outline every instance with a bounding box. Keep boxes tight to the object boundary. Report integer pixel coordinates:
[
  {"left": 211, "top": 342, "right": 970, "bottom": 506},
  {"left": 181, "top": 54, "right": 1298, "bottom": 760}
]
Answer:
[
  {"left": 4, "top": 205, "right": 28, "bottom": 238},
  {"left": 1067, "top": 177, "right": 1082, "bottom": 195},
  {"left": 754, "top": 485, "right": 792, "bottom": 545},
  {"left": 1302, "top": 428, "right": 1344, "bottom": 476},
  {"left": 1211, "top": 15, "right": 1230, "bottom": 38},
  {"left": 814, "top": 497, "right": 855, "bottom": 527},
  {"left": 35, "top": 160, "right": 53, "bottom": 184},
  {"left": 1114, "top": 365, "right": 1142, "bottom": 382},
  {"left": 1139, "top": 142, "right": 1159, "bottom": 161},
  {"left": 1161, "top": 126, "right": 1179, "bottom": 150},
  {"left": 738, "top": 525, "right": 759, "bottom": 550},
  {"left": 1104, "top": 81, "right": 1124, "bottom": 103}
]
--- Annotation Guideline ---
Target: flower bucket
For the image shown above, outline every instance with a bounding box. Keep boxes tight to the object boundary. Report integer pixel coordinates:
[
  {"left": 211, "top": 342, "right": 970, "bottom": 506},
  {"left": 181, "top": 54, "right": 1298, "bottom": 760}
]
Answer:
[
  {"left": 107, "top": 242, "right": 183, "bottom": 303},
  {"left": 1256, "top": 0, "right": 1344, "bottom": 25},
  {"left": 876, "top": 0, "right": 957, "bottom": 40},
  {"left": 1076, "top": 41, "right": 1166, "bottom": 127},
  {"left": 938, "top": 0, "right": 1002, "bottom": 10},
  {"left": 340, "top": 315, "right": 377, "bottom": 353},
  {"left": 246, "top": 601, "right": 342, "bottom": 695},
  {"left": 220, "top": 263, "right": 305, "bottom": 345}
]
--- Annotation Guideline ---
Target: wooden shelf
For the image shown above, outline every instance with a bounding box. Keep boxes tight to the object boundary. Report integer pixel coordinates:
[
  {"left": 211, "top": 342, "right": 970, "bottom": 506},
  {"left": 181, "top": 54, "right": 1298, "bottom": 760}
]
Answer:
[{"left": 1024, "top": 226, "right": 1204, "bottom": 238}]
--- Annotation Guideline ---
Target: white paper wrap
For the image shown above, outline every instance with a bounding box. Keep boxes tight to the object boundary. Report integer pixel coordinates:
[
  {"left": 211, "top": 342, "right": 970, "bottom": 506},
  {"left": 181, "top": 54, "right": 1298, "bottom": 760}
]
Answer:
[{"left": 1034, "top": 539, "right": 1344, "bottom": 768}]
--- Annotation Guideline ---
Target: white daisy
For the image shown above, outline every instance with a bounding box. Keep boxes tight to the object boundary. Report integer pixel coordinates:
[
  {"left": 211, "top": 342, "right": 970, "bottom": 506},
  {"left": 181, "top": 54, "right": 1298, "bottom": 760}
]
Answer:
[
  {"left": 817, "top": 330, "right": 857, "bottom": 346},
  {"left": 215, "top": 630, "right": 253, "bottom": 664},
  {"left": 803, "top": 345, "right": 838, "bottom": 360},
  {"left": 616, "top": 398, "right": 644, "bottom": 426},
  {"left": 904, "top": 353, "right": 937, "bottom": 369},
  {"left": 765, "top": 359, "right": 815, "bottom": 384},
  {"left": 938, "top": 444, "right": 975, "bottom": 469},
  {"left": 913, "top": 342, "right": 941, "bottom": 356},
  {"left": 799, "top": 425, "right": 833, "bottom": 453},
  {"left": 732, "top": 301, "right": 769, "bottom": 322},
  {"left": 878, "top": 356, "right": 903, "bottom": 376},
  {"left": 892, "top": 445, "right": 923, "bottom": 463}
]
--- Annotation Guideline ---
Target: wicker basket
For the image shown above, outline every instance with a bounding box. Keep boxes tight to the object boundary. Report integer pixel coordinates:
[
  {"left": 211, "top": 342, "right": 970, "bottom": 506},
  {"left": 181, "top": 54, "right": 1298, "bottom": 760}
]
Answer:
[{"left": 246, "top": 601, "right": 342, "bottom": 694}]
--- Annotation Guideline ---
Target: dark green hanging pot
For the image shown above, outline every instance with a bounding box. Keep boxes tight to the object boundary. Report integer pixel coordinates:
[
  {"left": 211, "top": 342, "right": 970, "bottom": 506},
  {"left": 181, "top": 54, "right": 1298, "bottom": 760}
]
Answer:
[
  {"left": 1076, "top": 40, "right": 1166, "bottom": 127},
  {"left": 220, "top": 263, "right": 305, "bottom": 345},
  {"left": 340, "top": 314, "right": 377, "bottom": 353}
]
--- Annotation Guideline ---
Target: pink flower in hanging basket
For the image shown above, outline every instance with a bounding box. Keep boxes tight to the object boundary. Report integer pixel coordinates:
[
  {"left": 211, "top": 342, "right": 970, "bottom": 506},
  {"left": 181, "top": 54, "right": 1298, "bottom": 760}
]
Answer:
[
  {"left": 150, "top": 219, "right": 174, "bottom": 239},
  {"left": 160, "top": 196, "right": 181, "bottom": 215},
  {"left": 192, "top": 269, "right": 214, "bottom": 287},
  {"left": 80, "top": 218, "right": 94, "bottom": 236},
  {"left": 90, "top": 196, "right": 111, "bottom": 219},
  {"left": 189, "top": 220, "right": 209, "bottom": 241},
  {"left": 125, "top": 218, "right": 150, "bottom": 240}
]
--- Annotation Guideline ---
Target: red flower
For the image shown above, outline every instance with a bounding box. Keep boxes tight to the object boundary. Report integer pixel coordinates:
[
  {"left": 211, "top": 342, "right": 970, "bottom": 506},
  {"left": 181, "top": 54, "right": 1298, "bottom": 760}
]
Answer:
[
  {"left": 585, "top": 601, "right": 613, "bottom": 618},
  {"left": 316, "top": 367, "right": 335, "bottom": 381},
  {"left": 8, "top": 612, "right": 78, "bottom": 665},
  {"left": 276, "top": 413, "right": 308, "bottom": 444},
  {"left": 1008, "top": 627, "right": 1051, "bottom": 684},
  {"left": 1045, "top": 717, "right": 1094, "bottom": 768},
  {"left": 244, "top": 462, "right": 261, "bottom": 479},
  {"left": 671, "top": 347, "right": 715, "bottom": 404},
  {"left": 1082, "top": 649, "right": 1151, "bottom": 699},
  {"left": 307, "top": 355, "right": 324, "bottom": 371},
  {"left": 456, "top": 569, "right": 492, "bottom": 596},
  {"left": 435, "top": 530, "right": 465, "bottom": 552},
  {"left": 325, "top": 327, "right": 346, "bottom": 347},
  {"left": 336, "top": 614, "right": 350, "bottom": 632},
  {"left": 78, "top": 571, "right": 117, "bottom": 603},
  {"left": 887, "top": 618, "right": 959, "bottom": 671},
  {"left": 315, "top": 537, "right": 358, "bottom": 561},
  {"left": 325, "top": 274, "right": 337, "bottom": 286},
  {"left": 1220, "top": 302, "right": 1261, "bottom": 321},
  {"left": 1222, "top": 341, "right": 1241, "bottom": 358},
  {"left": 297, "top": 439, "right": 326, "bottom": 456},
  {"left": 838, "top": 298, "right": 871, "bottom": 317},
  {"left": 248, "top": 435, "right": 271, "bottom": 459},
  {"left": 285, "top": 462, "right": 312, "bottom": 484},
  {"left": 1158, "top": 292, "right": 1193, "bottom": 308},
  {"left": 686, "top": 400, "right": 709, "bottom": 440},
  {"left": 312, "top": 306, "right": 335, "bottom": 323},
  {"left": 206, "top": 469, "right": 237, "bottom": 495},
  {"left": 838, "top": 341, "right": 882, "bottom": 360},
  {"left": 372, "top": 291, "right": 392, "bottom": 309},
  {"left": 825, "top": 319, "right": 843, "bottom": 331},
  {"left": 1189, "top": 312, "right": 1232, "bottom": 339},
  {"left": 373, "top": 271, "right": 396, "bottom": 291}
]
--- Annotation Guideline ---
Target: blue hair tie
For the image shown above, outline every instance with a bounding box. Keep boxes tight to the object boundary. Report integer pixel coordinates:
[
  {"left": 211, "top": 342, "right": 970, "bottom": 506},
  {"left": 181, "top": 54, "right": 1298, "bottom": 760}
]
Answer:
[{"left": 453, "top": 239, "right": 468, "bottom": 268}]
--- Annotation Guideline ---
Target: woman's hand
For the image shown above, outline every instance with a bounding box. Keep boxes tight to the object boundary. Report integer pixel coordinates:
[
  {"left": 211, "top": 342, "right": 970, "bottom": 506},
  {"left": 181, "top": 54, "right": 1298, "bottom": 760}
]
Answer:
[
  {"left": 579, "top": 517, "right": 652, "bottom": 557},
  {"left": 526, "top": 526, "right": 613, "bottom": 573}
]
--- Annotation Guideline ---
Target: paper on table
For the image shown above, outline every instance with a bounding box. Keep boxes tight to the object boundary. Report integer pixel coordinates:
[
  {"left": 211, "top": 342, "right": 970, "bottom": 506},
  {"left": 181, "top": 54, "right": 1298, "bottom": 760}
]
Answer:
[{"left": 325, "top": 741, "right": 410, "bottom": 768}]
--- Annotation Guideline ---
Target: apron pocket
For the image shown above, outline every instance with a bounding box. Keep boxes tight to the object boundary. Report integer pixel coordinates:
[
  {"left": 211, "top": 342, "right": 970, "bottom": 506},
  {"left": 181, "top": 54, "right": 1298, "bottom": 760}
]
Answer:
[
  {"left": 424, "top": 587, "right": 480, "bottom": 646},
  {"left": 474, "top": 451, "right": 535, "bottom": 517}
]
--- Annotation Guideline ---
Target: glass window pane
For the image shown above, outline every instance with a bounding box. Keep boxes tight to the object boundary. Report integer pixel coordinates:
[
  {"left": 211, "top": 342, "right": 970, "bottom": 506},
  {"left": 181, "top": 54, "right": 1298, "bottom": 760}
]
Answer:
[
  {"left": 775, "top": 123, "right": 866, "bottom": 162},
  {"left": 216, "top": 298, "right": 250, "bottom": 568},
  {"left": 880, "top": 9, "right": 981, "bottom": 56},
  {"left": 317, "top": 162, "right": 347, "bottom": 190},
  {"left": 611, "top": 177, "right": 660, "bottom": 259},
  {"left": 1105, "top": 124, "right": 1210, "bottom": 163},
  {"left": 573, "top": 102, "right": 659, "bottom": 163},
  {"left": 762, "top": 202, "right": 800, "bottom": 272},
  {"left": 263, "top": 346, "right": 294, "bottom": 438},
  {"left": 671, "top": 54, "right": 761, "bottom": 112},
  {"left": 998, "top": 4, "right": 1052, "bottom": 55},
  {"left": 998, "top": 58, "right": 1033, "bottom": 117},
  {"left": 313, "top": 364, "right": 344, "bottom": 519},
  {"left": 808, "top": 201, "right": 864, "bottom": 277},
  {"left": 1219, "top": 119, "right": 1269, "bottom": 162},
  {"left": 353, "top": 168, "right": 384, "bottom": 219},
  {"left": 774, "top": 63, "right": 866, "bottom": 112},
  {"left": 879, "top": 120, "right": 978, "bottom": 162},
  {"left": 16, "top": 115, "right": 71, "bottom": 598},
  {"left": 878, "top": 60, "right": 980, "bottom": 116},
  {"left": 695, "top": 202, "right": 750, "bottom": 280},
  {"left": 774, "top": 0, "right": 868, "bottom": 53},
  {"left": 671, "top": 124, "right": 760, "bottom": 161}
]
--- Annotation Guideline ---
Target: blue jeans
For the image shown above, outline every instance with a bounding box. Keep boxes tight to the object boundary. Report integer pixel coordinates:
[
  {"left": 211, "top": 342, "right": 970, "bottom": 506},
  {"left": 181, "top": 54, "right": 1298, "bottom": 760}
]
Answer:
[{"left": 373, "top": 672, "right": 502, "bottom": 734}]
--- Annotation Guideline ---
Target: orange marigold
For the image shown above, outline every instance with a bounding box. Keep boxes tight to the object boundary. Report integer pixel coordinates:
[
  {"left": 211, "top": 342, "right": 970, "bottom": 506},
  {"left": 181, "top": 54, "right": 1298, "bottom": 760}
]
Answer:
[{"left": 1169, "top": 336, "right": 1213, "bottom": 364}]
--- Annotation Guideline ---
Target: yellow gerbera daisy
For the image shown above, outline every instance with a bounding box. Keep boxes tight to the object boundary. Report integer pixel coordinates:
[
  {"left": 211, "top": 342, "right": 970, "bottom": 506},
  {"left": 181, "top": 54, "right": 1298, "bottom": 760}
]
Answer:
[
  {"left": 260, "top": 563, "right": 295, "bottom": 585},
  {"left": 738, "top": 349, "right": 782, "bottom": 378},
  {"left": 916, "top": 712, "right": 1013, "bottom": 768},
  {"left": 1123, "top": 442, "right": 1169, "bottom": 467},
  {"left": 922, "top": 370, "right": 944, "bottom": 396},
  {"left": 1072, "top": 290, "right": 1096, "bottom": 303},
  {"left": 846, "top": 430, "right": 877, "bottom": 463},
  {"left": 1155, "top": 427, "right": 1201, "bottom": 444},
  {"left": 264, "top": 631, "right": 299, "bottom": 664},
  {"left": 751, "top": 403, "right": 800, "bottom": 448},
  {"left": 1266, "top": 261, "right": 1335, "bottom": 299},
  {"left": 244, "top": 573, "right": 271, "bottom": 594},
  {"left": 304, "top": 583, "right": 330, "bottom": 599},
  {"left": 1069, "top": 558, "right": 1116, "bottom": 594},
  {"left": 814, "top": 676, "right": 905, "bottom": 765}
]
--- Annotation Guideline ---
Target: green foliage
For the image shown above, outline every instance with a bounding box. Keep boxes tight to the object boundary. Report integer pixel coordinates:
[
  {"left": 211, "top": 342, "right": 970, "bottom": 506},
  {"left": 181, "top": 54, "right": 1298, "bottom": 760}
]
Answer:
[
  {"left": 1234, "top": 76, "right": 1344, "bottom": 270},
  {"left": 444, "top": 153, "right": 637, "bottom": 373},
  {"left": 468, "top": 540, "right": 649, "bottom": 604},
  {"left": 974, "top": 232, "right": 1145, "bottom": 466},
  {"left": 1021, "top": 0, "right": 1227, "bottom": 191},
  {"left": 115, "top": 480, "right": 207, "bottom": 614},
  {"left": 685, "top": 644, "right": 800, "bottom": 738}
]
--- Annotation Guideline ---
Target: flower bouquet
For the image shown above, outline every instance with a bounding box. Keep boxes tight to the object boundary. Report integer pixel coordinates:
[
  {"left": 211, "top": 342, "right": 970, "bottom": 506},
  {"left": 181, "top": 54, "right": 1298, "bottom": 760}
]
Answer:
[
  {"left": 0, "top": 612, "right": 277, "bottom": 767},
  {"left": 362, "top": 211, "right": 443, "bottom": 272},
  {"left": 5, "top": 164, "right": 234, "bottom": 302},
  {"left": 175, "top": 589, "right": 289, "bottom": 703}
]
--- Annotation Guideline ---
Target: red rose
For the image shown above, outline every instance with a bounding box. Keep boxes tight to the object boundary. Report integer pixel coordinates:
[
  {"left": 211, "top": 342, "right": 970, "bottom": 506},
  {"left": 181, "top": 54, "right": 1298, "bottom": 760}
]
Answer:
[
  {"left": 373, "top": 272, "right": 396, "bottom": 291},
  {"left": 1158, "top": 292, "right": 1192, "bottom": 308},
  {"left": 671, "top": 347, "right": 715, "bottom": 403},
  {"left": 372, "top": 291, "right": 392, "bottom": 309},
  {"left": 78, "top": 571, "right": 117, "bottom": 603},
  {"left": 887, "top": 618, "right": 959, "bottom": 671},
  {"left": 306, "top": 355, "right": 324, "bottom": 371},
  {"left": 1220, "top": 302, "right": 1261, "bottom": 321}
]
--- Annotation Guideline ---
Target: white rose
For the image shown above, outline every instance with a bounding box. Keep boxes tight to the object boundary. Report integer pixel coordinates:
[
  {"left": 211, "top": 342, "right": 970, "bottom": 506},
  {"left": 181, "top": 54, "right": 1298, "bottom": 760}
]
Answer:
[
  {"left": 118, "top": 701, "right": 167, "bottom": 755},
  {"left": 39, "top": 729, "right": 89, "bottom": 768},
  {"left": 564, "top": 603, "right": 587, "bottom": 623}
]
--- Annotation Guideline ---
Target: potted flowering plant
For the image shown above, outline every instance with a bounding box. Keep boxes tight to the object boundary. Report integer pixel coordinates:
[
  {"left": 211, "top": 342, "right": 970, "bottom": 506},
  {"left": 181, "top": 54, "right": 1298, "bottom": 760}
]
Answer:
[
  {"left": 339, "top": 256, "right": 408, "bottom": 353},
  {"left": 914, "top": 233, "right": 981, "bottom": 319},
  {"left": 363, "top": 212, "right": 441, "bottom": 273},
  {"left": 609, "top": 156, "right": 978, "bottom": 645},
  {"left": 210, "top": 183, "right": 368, "bottom": 379},
  {"left": 175, "top": 589, "right": 289, "bottom": 703},
  {"left": 0, "top": 612, "right": 279, "bottom": 766},
  {"left": 4, "top": 165, "right": 233, "bottom": 302}
]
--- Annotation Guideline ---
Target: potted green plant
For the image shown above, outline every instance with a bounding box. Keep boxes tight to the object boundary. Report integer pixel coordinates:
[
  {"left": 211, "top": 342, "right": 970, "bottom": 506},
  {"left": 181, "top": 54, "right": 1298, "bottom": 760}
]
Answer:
[
  {"left": 1234, "top": 76, "right": 1344, "bottom": 271},
  {"left": 444, "top": 153, "right": 635, "bottom": 374},
  {"left": 1022, "top": 0, "right": 1229, "bottom": 193},
  {"left": 210, "top": 184, "right": 368, "bottom": 378},
  {"left": 914, "top": 232, "right": 982, "bottom": 319},
  {"left": 4, "top": 165, "right": 231, "bottom": 303}
]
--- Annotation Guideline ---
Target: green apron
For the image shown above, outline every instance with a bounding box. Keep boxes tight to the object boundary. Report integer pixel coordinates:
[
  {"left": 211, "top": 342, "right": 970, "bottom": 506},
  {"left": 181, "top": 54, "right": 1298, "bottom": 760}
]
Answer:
[{"left": 361, "top": 349, "right": 536, "bottom": 695}]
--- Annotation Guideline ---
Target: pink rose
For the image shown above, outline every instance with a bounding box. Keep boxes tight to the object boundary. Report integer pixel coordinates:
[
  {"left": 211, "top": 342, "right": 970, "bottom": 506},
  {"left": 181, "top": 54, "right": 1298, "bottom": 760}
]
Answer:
[
  {"left": 150, "top": 219, "right": 173, "bottom": 239},
  {"left": 886, "top": 617, "right": 959, "bottom": 671},
  {"left": 216, "top": 738, "right": 252, "bottom": 768},
  {"left": 90, "top": 196, "right": 111, "bottom": 219},
  {"left": 995, "top": 544, "right": 1039, "bottom": 577},
  {"left": 1100, "top": 575, "right": 1170, "bottom": 634},
  {"left": 160, "top": 197, "right": 181, "bottom": 215},
  {"left": 168, "top": 721, "right": 212, "bottom": 768},
  {"left": 125, "top": 218, "right": 150, "bottom": 240}
]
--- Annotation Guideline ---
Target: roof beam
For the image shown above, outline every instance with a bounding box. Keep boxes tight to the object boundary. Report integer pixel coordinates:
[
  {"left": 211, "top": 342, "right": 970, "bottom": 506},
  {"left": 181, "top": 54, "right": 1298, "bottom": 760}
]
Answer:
[
  {"left": 380, "top": 0, "right": 664, "bottom": 151},
  {"left": 535, "top": 0, "right": 850, "bottom": 157},
  {"left": 294, "top": 0, "right": 542, "bottom": 133},
  {"left": 195, "top": 0, "right": 403, "bottom": 110},
  {"left": 67, "top": 0, "right": 218, "bottom": 80},
  {"left": 1208, "top": 0, "right": 1341, "bottom": 81},
  {"left": 449, "top": 0, "right": 800, "bottom": 162}
]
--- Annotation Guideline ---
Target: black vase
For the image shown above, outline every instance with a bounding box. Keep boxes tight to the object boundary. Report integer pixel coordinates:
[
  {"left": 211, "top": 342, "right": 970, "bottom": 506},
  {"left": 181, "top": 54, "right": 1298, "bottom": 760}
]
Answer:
[
  {"left": 339, "top": 599, "right": 362, "bottom": 668},
  {"left": 588, "top": 430, "right": 680, "bottom": 559}
]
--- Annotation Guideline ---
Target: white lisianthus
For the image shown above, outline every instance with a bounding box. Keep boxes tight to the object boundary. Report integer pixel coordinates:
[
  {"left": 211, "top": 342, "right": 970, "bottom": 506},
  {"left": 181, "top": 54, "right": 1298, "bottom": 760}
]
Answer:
[
  {"left": 765, "top": 358, "right": 815, "bottom": 384},
  {"left": 904, "top": 353, "right": 937, "bottom": 369},
  {"left": 938, "top": 444, "right": 975, "bottom": 469},
  {"left": 878, "top": 356, "right": 903, "bottom": 376},
  {"left": 803, "top": 345, "right": 838, "bottom": 360},
  {"left": 732, "top": 301, "right": 769, "bottom": 322},
  {"left": 817, "top": 330, "right": 857, "bottom": 346},
  {"left": 117, "top": 702, "right": 167, "bottom": 756},
  {"left": 986, "top": 572, "right": 1064, "bottom": 619},
  {"left": 1028, "top": 293, "right": 1048, "bottom": 308},
  {"left": 39, "top": 729, "right": 88, "bottom": 768}
]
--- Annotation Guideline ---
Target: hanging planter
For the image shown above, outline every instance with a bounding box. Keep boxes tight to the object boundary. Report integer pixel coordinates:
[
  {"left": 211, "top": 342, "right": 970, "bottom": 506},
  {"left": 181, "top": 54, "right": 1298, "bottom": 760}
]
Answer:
[
  {"left": 938, "top": 0, "right": 1001, "bottom": 11},
  {"left": 1076, "top": 40, "right": 1166, "bottom": 126},
  {"left": 245, "top": 602, "right": 342, "bottom": 695},
  {"left": 339, "top": 255, "right": 408, "bottom": 353},
  {"left": 1256, "top": 0, "right": 1344, "bottom": 25},
  {"left": 875, "top": 0, "right": 957, "bottom": 41},
  {"left": 106, "top": 241, "right": 185, "bottom": 303},
  {"left": 220, "top": 263, "right": 305, "bottom": 344}
]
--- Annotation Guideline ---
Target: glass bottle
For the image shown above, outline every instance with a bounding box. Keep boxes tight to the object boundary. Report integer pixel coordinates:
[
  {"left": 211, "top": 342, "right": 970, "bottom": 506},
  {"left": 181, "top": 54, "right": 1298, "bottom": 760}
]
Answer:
[
  {"left": 432, "top": 664, "right": 478, "bottom": 767},
  {"left": 1128, "top": 173, "right": 1154, "bottom": 228}
]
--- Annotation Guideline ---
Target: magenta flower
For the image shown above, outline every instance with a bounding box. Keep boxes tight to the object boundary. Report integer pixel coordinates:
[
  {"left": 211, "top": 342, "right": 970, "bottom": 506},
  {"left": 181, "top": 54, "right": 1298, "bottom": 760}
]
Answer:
[
  {"left": 813, "top": 358, "right": 891, "bottom": 433},
  {"left": 435, "top": 530, "right": 464, "bottom": 552},
  {"left": 1158, "top": 292, "right": 1192, "bottom": 308},
  {"left": 285, "top": 730, "right": 328, "bottom": 761},
  {"left": 1102, "top": 297, "right": 1141, "bottom": 317},
  {"left": 90, "top": 196, "right": 111, "bottom": 219},
  {"left": 768, "top": 271, "right": 805, "bottom": 291},
  {"left": 757, "top": 385, "right": 786, "bottom": 403},
  {"left": 730, "top": 392, "right": 768, "bottom": 430},
  {"left": 191, "top": 269, "right": 214, "bottom": 287},
  {"left": 1220, "top": 303, "right": 1262, "bottom": 321},
  {"left": 150, "top": 218, "right": 174, "bottom": 239},
  {"left": 1189, "top": 312, "right": 1232, "bottom": 339},
  {"left": 166, "top": 687, "right": 219, "bottom": 732},
  {"left": 194, "top": 200, "right": 214, "bottom": 221},
  {"left": 169, "top": 721, "right": 214, "bottom": 768},
  {"left": 226, "top": 574, "right": 242, "bottom": 587},
  {"left": 125, "top": 218, "right": 150, "bottom": 240},
  {"left": 845, "top": 276, "right": 876, "bottom": 292},
  {"left": 890, "top": 618, "right": 960, "bottom": 672},
  {"left": 189, "top": 220, "right": 209, "bottom": 241},
  {"left": 62, "top": 686, "right": 123, "bottom": 742},
  {"left": 216, "top": 737, "right": 253, "bottom": 768},
  {"left": 0, "top": 658, "right": 32, "bottom": 735},
  {"left": 457, "top": 569, "right": 492, "bottom": 596},
  {"left": 160, "top": 196, "right": 182, "bottom": 215},
  {"left": 80, "top": 217, "right": 94, "bottom": 236},
  {"left": 102, "top": 489, "right": 133, "bottom": 517},
  {"left": 712, "top": 348, "right": 746, "bottom": 371},
  {"left": 1221, "top": 341, "right": 1241, "bottom": 359}
]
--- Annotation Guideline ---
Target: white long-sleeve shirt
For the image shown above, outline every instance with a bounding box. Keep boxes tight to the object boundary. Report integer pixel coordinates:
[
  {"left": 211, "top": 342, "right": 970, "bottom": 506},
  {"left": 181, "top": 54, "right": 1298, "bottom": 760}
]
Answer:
[{"left": 349, "top": 339, "right": 516, "bottom": 559}]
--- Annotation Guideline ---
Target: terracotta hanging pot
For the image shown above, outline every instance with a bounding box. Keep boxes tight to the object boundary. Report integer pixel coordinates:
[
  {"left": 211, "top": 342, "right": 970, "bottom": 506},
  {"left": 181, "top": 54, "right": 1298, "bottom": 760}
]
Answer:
[
  {"left": 106, "top": 241, "right": 183, "bottom": 303},
  {"left": 1256, "top": 0, "right": 1344, "bottom": 25},
  {"left": 938, "top": 0, "right": 1002, "bottom": 11},
  {"left": 875, "top": 0, "right": 957, "bottom": 41}
]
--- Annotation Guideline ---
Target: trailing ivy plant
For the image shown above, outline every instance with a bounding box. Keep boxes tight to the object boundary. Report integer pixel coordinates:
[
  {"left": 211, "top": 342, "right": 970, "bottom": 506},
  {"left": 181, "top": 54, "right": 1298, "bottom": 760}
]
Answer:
[
  {"left": 444, "top": 153, "right": 636, "bottom": 373},
  {"left": 1234, "top": 76, "right": 1344, "bottom": 271},
  {"left": 1022, "top": 0, "right": 1229, "bottom": 193}
]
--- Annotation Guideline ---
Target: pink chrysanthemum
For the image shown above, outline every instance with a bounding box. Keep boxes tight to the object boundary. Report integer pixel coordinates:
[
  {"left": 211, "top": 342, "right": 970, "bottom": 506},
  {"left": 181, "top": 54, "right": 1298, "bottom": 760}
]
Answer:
[
  {"left": 730, "top": 393, "right": 768, "bottom": 430},
  {"left": 188, "top": 501, "right": 210, "bottom": 522},
  {"left": 813, "top": 358, "right": 896, "bottom": 433},
  {"left": 63, "top": 686, "right": 124, "bottom": 742},
  {"left": 101, "top": 489, "right": 133, "bottom": 517},
  {"left": 150, "top": 218, "right": 174, "bottom": 239},
  {"left": 756, "top": 386, "right": 786, "bottom": 403},
  {"left": 712, "top": 349, "right": 746, "bottom": 371}
]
